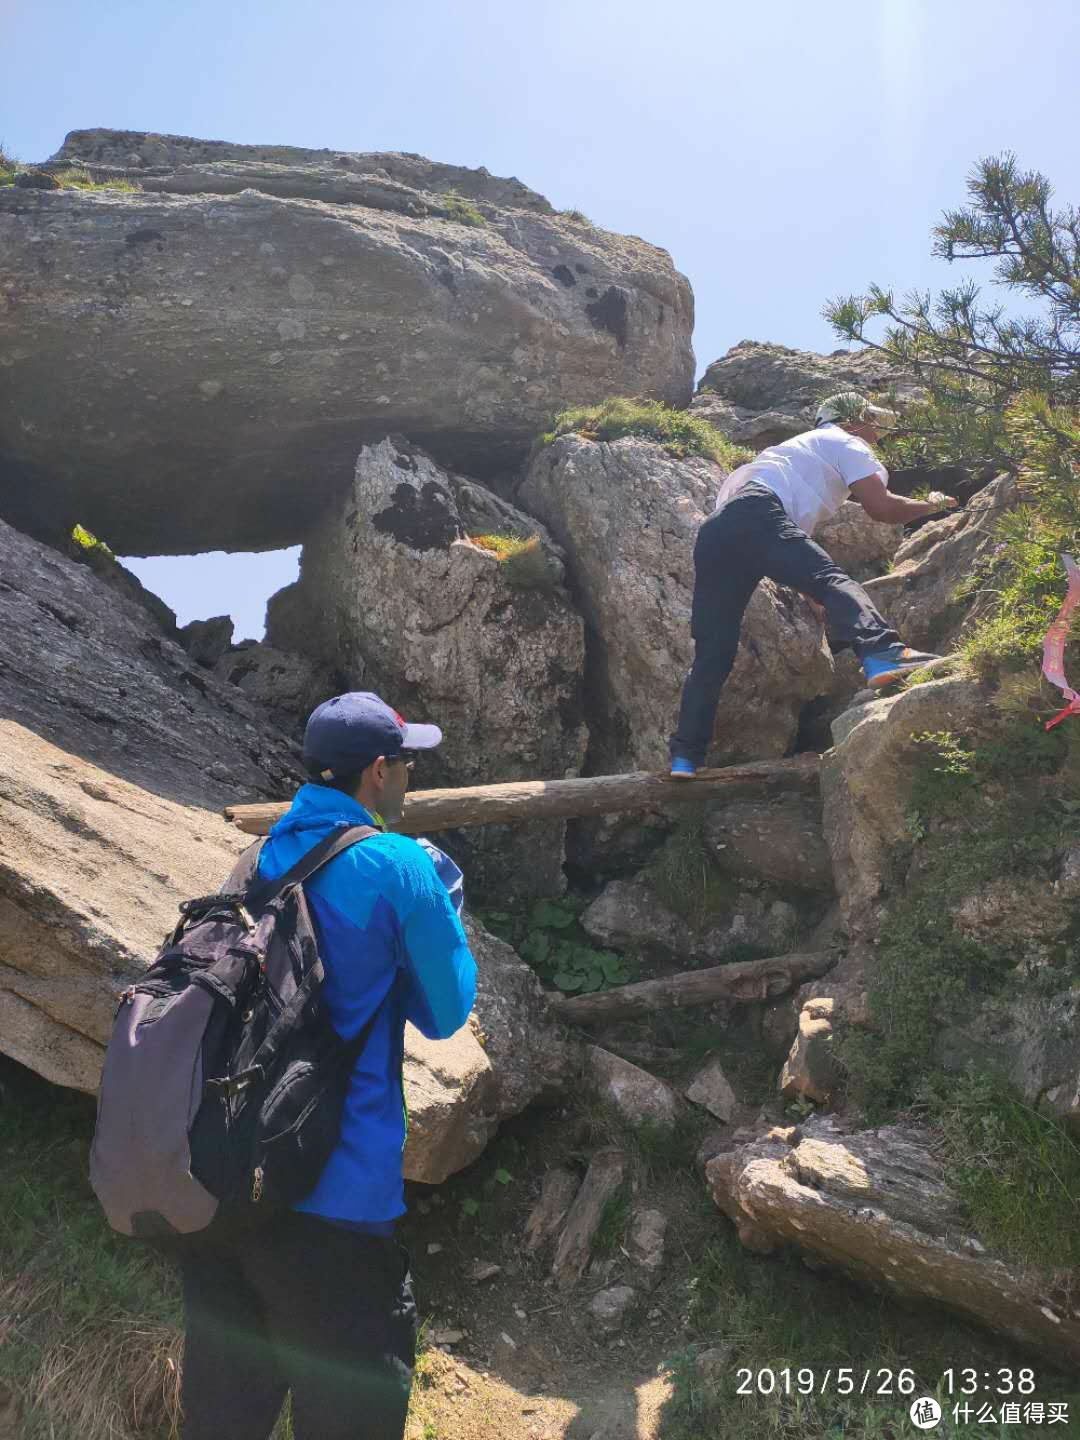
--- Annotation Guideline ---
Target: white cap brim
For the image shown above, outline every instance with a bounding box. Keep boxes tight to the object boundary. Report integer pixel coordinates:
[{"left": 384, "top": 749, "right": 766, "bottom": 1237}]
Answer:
[
  {"left": 864, "top": 403, "right": 899, "bottom": 429},
  {"left": 401, "top": 722, "right": 442, "bottom": 750}
]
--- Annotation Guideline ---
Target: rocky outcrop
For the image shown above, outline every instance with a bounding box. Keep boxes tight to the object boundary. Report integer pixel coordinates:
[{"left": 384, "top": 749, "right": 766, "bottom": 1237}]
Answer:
[
  {"left": 706, "top": 1116, "right": 1080, "bottom": 1368},
  {"left": 517, "top": 433, "right": 833, "bottom": 775},
  {"left": 0, "top": 716, "right": 571, "bottom": 1177},
  {"left": 814, "top": 501, "right": 904, "bottom": 584},
  {"left": 0, "top": 516, "right": 301, "bottom": 808},
  {"left": 212, "top": 642, "right": 341, "bottom": 740},
  {"left": 0, "top": 516, "right": 571, "bottom": 1173},
  {"left": 692, "top": 341, "right": 918, "bottom": 449},
  {"left": 864, "top": 475, "right": 1019, "bottom": 652},
  {"left": 270, "top": 437, "right": 588, "bottom": 896},
  {"left": 1, "top": 131, "right": 694, "bottom": 553},
  {"left": 581, "top": 874, "right": 805, "bottom": 964},
  {"left": 821, "top": 675, "right": 983, "bottom": 946}
]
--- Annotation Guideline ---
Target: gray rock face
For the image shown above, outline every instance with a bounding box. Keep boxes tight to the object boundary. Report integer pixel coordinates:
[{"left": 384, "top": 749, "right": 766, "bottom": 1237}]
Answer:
[
  {"left": 213, "top": 643, "right": 341, "bottom": 740},
  {"left": 778, "top": 998, "right": 841, "bottom": 1106},
  {"left": 863, "top": 475, "right": 1018, "bottom": 652},
  {"left": 692, "top": 341, "right": 918, "bottom": 448},
  {"left": 179, "top": 615, "right": 234, "bottom": 668},
  {"left": 517, "top": 434, "right": 833, "bottom": 774},
  {"left": 706, "top": 1115, "right": 1080, "bottom": 1367},
  {"left": 0, "top": 517, "right": 302, "bottom": 808},
  {"left": 581, "top": 875, "right": 804, "bottom": 964},
  {"left": 703, "top": 793, "right": 834, "bottom": 895},
  {"left": 814, "top": 501, "right": 904, "bottom": 584},
  {"left": 272, "top": 437, "right": 587, "bottom": 896},
  {"left": 1, "top": 133, "right": 694, "bottom": 554}
]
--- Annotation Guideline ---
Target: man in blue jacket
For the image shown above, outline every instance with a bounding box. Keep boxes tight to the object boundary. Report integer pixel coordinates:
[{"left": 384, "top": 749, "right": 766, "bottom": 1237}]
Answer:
[{"left": 180, "top": 692, "right": 477, "bottom": 1440}]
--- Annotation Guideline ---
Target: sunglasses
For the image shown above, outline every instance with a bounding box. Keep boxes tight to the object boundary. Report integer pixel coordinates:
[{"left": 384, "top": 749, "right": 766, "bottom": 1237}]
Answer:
[{"left": 390, "top": 751, "right": 417, "bottom": 773}]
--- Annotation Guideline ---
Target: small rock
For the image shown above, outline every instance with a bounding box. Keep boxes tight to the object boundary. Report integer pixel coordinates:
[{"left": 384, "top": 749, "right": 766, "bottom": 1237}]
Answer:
[
  {"left": 586, "top": 1046, "right": 681, "bottom": 1131},
  {"left": 778, "top": 998, "right": 840, "bottom": 1105},
  {"left": 696, "top": 1343, "right": 736, "bottom": 1399},
  {"left": 685, "top": 1056, "right": 738, "bottom": 1122},
  {"left": 431, "top": 1328, "right": 465, "bottom": 1345},
  {"left": 470, "top": 1260, "right": 502, "bottom": 1282},
  {"left": 499, "top": 1331, "right": 518, "bottom": 1349},
  {"left": 427, "top": 1242, "right": 443, "bottom": 1256},
  {"left": 627, "top": 1207, "right": 667, "bottom": 1287},
  {"left": 514, "top": 1306, "right": 528, "bottom": 1320},
  {"left": 588, "top": 1285, "right": 636, "bottom": 1335}
]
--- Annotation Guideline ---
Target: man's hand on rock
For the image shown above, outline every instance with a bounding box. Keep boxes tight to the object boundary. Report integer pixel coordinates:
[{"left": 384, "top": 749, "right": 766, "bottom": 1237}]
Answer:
[{"left": 926, "top": 490, "right": 960, "bottom": 510}]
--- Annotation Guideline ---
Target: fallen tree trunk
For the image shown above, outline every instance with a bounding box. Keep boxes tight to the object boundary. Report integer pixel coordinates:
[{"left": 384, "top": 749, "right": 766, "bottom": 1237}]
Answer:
[
  {"left": 549, "top": 951, "right": 833, "bottom": 1025},
  {"left": 223, "top": 755, "right": 821, "bottom": 836}
]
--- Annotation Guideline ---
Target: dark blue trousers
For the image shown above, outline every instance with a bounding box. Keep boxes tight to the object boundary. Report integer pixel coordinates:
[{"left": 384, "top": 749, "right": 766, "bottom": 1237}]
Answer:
[
  {"left": 178, "top": 1212, "right": 417, "bottom": 1440},
  {"left": 670, "top": 484, "right": 898, "bottom": 766}
]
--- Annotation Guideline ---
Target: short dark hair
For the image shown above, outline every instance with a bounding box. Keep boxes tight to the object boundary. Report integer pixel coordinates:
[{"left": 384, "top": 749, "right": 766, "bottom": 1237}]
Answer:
[{"left": 305, "top": 764, "right": 367, "bottom": 794}]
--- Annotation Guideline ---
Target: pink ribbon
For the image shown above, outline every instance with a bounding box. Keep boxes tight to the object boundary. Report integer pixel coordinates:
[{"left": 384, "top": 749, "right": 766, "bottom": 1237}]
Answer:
[{"left": 1043, "top": 553, "right": 1080, "bottom": 731}]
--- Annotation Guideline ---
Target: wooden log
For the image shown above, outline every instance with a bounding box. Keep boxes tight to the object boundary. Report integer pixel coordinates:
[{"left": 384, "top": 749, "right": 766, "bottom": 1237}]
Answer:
[
  {"left": 548, "top": 951, "right": 834, "bottom": 1026},
  {"left": 223, "top": 754, "right": 820, "bottom": 836},
  {"left": 551, "top": 1148, "right": 630, "bottom": 1292}
]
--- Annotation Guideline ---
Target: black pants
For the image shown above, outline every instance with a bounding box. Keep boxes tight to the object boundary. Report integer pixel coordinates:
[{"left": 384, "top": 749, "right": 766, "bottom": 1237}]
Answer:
[
  {"left": 670, "top": 484, "right": 899, "bottom": 765},
  {"left": 177, "top": 1213, "right": 417, "bottom": 1440}
]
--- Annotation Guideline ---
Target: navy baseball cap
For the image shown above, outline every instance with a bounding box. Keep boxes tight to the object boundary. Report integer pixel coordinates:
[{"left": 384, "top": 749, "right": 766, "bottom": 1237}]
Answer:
[{"left": 302, "top": 692, "right": 442, "bottom": 779}]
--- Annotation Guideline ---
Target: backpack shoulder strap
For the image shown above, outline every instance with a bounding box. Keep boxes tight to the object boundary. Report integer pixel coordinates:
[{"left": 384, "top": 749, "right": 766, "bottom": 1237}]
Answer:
[{"left": 244, "top": 824, "right": 379, "bottom": 912}]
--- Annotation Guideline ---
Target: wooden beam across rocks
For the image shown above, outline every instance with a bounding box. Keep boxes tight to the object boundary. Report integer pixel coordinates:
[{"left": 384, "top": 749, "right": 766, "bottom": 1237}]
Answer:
[
  {"left": 222, "top": 754, "right": 821, "bottom": 836},
  {"left": 549, "top": 951, "right": 834, "bottom": 1026}
]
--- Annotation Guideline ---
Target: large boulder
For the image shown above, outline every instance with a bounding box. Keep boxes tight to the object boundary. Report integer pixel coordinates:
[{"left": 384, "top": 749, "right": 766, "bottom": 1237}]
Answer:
[
  {"left": 863, "top": 475, "right": 1018, "bottom": 652},
  {"left": 0, "top": 518, "right": 573, "bottom": 1170},
  {"left": 691, "top": 341, "right": 918, "bottom": 449},
  {"left": 706, "top": 1115, "right": 1080, "bottom": 1368},
  {"left": 516, "top": 433, "right": 834, "bottom": 775},
  {"left": 0, "top": 131, "right": 694, "bottom": 554},
  {"left": 269, "top": 437, "right": 588, "bottom": 897},
  {"left": 212, "top": 642, "right": 342, "bottom": 741},
  {"left": 813, "top": 501, "right": 904, "bottom": 584}
]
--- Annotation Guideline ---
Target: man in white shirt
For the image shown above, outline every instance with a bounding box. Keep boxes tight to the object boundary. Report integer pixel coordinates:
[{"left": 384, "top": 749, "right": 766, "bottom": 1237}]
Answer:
[{"left": 670, "top": 391, "right": 959, "bottom": 778}]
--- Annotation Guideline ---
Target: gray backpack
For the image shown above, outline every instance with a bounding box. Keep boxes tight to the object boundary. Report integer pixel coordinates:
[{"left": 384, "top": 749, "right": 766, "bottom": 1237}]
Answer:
[{"left": 90, "top": 825, "right": 377, "bottom": 1239}]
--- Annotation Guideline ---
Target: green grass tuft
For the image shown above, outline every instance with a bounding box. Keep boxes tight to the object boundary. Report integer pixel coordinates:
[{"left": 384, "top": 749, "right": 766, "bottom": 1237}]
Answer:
[
  {"left": 466, "top": 532, "right": 555, "bottom": 590},
  {"left": 919, "top": 1070, "right": 1080, "bottom": 1272},
  {"left": 52, "top": 166, "right": 141, "bottom": 192},
  {"left": 439, "top": 188, "right": 486, "bottom": 226},
  {"left": 537, "top": 396, "right": 752, "bottom": 468}
]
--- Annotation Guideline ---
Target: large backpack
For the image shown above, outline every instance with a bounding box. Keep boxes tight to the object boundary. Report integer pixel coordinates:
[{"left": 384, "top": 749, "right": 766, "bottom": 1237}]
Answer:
[{"left": 90, "top": 824, "right": 378, "bottom": 1238}]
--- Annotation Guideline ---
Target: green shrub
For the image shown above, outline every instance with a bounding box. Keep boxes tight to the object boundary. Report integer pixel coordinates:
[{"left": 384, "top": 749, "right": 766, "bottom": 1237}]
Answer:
[
  {"left": 0, "top": 141, "right": 15, "bottom": 185},
  {"left": 647, "top": 814, "right": 738, "bottom": 930},
  {"left": 439, "top": 188, "right": 486, "bottom": 226},
  {"left": 559, "top": 208, "right": 593, "bottom": 225},
  {"left": 537, "top": 396, "right": 752, "bottom": 468}
]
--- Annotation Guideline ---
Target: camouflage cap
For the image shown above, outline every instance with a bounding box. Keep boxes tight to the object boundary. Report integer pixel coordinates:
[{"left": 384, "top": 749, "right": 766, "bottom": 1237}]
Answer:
[{"left": 815, "top": 391, "right": 898, "bottom": 429}]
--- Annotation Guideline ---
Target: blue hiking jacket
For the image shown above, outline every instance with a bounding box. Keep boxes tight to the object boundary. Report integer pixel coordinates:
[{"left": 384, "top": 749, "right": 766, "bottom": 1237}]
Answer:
[{"left": 256, "top": 783, "right": 476, "bottom": 1222}]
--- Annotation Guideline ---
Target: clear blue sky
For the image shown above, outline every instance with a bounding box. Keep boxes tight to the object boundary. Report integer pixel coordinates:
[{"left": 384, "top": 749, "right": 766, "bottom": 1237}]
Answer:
[{"left": 7, "top": 0, "right": 1079, "bottom": 639}]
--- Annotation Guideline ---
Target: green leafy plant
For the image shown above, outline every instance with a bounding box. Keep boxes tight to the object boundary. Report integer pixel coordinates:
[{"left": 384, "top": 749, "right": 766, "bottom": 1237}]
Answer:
[
  {"left": 559, "top": 208, "right": 593, "bottom": 226},
  {"left": 0, "top": 141, "right": 16, "bottom": 185},
  {"left": 537, "top": 396, "right": 752, "bottom": 469},
  {"left": 478, "top": 895, "right": 631, "bottom": 994}
]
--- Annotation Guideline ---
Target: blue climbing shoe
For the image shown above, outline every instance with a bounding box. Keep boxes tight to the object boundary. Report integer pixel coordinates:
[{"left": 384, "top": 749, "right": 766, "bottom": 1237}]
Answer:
[
  {"left": 669, "top": 756, "right": 698, "bottom": 779},
  {"left": 862, "top": 644, "right": 941, "bottom": 689}
]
